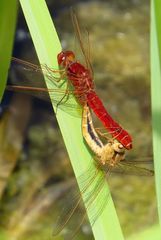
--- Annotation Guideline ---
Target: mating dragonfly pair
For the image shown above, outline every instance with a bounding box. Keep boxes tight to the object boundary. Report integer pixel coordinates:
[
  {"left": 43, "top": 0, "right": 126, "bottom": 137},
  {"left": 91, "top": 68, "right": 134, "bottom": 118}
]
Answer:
[
  {"left": 7, "top": 49, "right": 154, "bottom": 240},
  {"left": 6, "top": 12, "right": 153, "bottom": 239}
]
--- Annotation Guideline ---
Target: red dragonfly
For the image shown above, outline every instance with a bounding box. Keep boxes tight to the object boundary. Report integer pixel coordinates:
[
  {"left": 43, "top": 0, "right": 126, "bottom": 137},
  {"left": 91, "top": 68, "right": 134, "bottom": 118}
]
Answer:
[
  {"left": 51, "top": 104, "right": 153, "bottom": 239},
  {"left": 8, "top": 12, "right": 132, "bottom": 150}
]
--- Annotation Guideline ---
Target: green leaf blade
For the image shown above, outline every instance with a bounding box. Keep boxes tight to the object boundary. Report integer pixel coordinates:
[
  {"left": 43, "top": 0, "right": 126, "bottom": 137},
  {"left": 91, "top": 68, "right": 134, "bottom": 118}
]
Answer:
[
  {"left": 151, "top": 0, "right": 161, "bottom": 225},
  {"left": 0, "top": 0, "right": 18, "bottom": 101}
]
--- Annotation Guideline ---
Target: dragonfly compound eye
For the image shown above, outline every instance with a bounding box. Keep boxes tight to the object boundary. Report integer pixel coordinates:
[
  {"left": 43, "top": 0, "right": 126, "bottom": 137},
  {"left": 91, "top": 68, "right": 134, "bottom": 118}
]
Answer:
[
  {"left": 113, "top": 142, "right": 125, "bottom": 153},
  {"left": 57, "top": 51, "right": 75, "bottom": 67}
]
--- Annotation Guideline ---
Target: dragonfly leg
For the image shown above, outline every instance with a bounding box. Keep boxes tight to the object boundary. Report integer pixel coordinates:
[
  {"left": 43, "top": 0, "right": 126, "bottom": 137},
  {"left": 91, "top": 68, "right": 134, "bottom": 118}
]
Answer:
[
  {"left": 96, "top": 127, "right": 124, "bottom": 145},
  {"left": 55, "top": 81, "right": 71, "bottom": 114},
  {"left": 95, "top": 128, "right": 111, "bottom": 141},
  {"left": 42, "top": 64, "right": 66, "bottom": 85}
]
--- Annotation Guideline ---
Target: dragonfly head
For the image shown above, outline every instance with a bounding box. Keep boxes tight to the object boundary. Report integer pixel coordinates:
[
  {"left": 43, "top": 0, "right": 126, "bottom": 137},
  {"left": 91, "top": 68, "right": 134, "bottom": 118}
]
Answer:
[
  {"left": 57, "top": 51, "right": 75, "bottom": 68},
  {"left": 100, "top": 140, "right": 126, "bottom": 166}
]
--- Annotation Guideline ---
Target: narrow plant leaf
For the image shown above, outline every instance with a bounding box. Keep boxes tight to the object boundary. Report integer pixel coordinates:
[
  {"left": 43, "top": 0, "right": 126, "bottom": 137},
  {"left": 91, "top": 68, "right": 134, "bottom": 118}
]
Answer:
[
  {"left": 150, "top": 0, "right": 161, "bottom": 224},
  {"left": 0, "top": 0, "right": 18, "bottom": 101},
  {"left": 19, "top": 0, "right": 123, "bottom": 239}
]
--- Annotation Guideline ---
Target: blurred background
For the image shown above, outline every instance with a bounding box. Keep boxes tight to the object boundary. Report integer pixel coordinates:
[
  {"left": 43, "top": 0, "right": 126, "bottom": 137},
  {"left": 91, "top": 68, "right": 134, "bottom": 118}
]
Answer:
[{"left": 0, "top": 0, "right": 157, "bottom": 239}]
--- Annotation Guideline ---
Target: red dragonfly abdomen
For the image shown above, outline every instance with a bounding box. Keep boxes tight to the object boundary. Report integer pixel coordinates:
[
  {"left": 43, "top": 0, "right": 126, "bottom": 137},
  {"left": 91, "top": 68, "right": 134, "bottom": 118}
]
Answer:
[{"left": 86, "top": 91, "right": 132, "bottom": 150}]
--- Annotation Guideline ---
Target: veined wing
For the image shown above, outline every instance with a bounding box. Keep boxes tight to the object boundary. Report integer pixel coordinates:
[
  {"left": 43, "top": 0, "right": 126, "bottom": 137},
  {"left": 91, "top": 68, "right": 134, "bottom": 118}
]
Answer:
[
  {"left": 11, "top": 57, "right": 61, "bottom": 86},
  {"left": 70, "top": 10, "right": 94, "bottom": 78},
  {"left": 52, "top": 163, "right": 109, "bottom": 239},
  {"left": 6, "top": 85, "right": 82, "bottom": 118},
  {"left": 7, "top": 57, "right": 88, "bottom": 117},
  {"left": 111, "top": 162, "right": 154, "bottom": 176}
]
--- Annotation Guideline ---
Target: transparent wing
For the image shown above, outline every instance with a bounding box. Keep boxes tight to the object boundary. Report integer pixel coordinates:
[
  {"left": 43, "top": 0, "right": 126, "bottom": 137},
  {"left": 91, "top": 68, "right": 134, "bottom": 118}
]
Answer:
[
  {"left": 7, "top": 58, "right": 87, "bottom": 117},
  {"left": 122, "top": 157, "right": 153, "bottom": 164},
  {"left": 52, "top": 155, "right": 153, "bottom": 239},
  {"left": 11, "top": 57, "right": 62, "bottom": 85},
  {"left": 7, "top": 85, "right": 82, "bottom": 118},
  {"left": 112, "top": 162, "right": 154, "bottom": 176},
  {"left": 52, "top": 162, "right": 110, "bottom": 239},
  {"left": 70, "top": 10, "right": 94, "bottom": 78}
]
